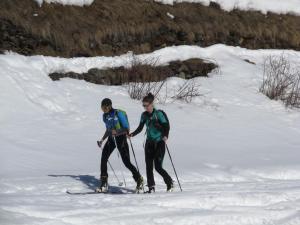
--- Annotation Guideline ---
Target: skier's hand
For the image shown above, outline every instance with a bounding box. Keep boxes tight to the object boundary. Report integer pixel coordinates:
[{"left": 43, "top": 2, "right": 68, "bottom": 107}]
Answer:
[
  {"left": 97, "top": 140, "right": 103, "bottom": 148},
  {"left": 163, "top": 136, "right": 168, "bottom": 143},
  {"left": 127, "top": 133, "right": 133, "bottom": 138},
  {"left": 111, "top": 129, "right": 117, "bottom": 136}
]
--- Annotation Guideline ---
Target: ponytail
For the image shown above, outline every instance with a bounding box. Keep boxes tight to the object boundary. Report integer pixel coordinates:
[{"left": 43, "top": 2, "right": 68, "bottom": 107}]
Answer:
[{"left": 142, "top": 92, "right": 155, "bottom": 104}]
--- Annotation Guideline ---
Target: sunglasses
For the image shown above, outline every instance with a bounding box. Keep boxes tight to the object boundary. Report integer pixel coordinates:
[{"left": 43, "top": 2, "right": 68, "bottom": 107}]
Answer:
[{"left": 101, "top": 105, "right": 110, "bottom": 110}]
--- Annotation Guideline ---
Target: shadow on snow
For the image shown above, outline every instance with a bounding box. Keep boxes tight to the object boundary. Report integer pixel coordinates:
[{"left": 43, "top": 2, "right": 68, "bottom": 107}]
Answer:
[{"left": 48, "top": 174, "right": 135, "bottom": 193}]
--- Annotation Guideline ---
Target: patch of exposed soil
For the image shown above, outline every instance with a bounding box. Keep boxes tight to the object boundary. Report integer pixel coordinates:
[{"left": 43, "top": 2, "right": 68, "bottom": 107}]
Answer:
[{"left": 1, "top": 0, "right": 300, "bottom": 57}]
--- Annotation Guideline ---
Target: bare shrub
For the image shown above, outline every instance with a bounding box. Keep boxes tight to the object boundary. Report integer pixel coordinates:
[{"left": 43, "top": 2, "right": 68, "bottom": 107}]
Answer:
[
  {"left": 126, "top": 56, "right": 203, "bottom": 103},
  {"left": 171, "top": 79, "right": 202, "bottom": 103},
  {"left": 285, "top": 73, "right": 300, "bottom": 108},
  {"left": 125, "top": 56, "right": 170, "bottom": 100},
  {"left": 260, "top": 54, "right": 300, "bottom": 108},
  {"left": 127, "top": 81, "right": 166, "bottom": 101},
  {"left": 125, "top": 55, "right": 206, "bottom": 103}
]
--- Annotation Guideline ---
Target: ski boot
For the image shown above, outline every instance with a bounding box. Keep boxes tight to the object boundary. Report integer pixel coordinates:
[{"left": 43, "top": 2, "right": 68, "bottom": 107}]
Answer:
[
  {"left": 135, "top": 176, "right": 144, "bottom": 193},
  {"left": 144, "top": 186, "right": 155, "bottom": 194},
  {"left": 166, "top": 181, "right": 174, "bottom": 192},
  {"left": 96, "top": 176, "right": 108, "bottom": 193}
]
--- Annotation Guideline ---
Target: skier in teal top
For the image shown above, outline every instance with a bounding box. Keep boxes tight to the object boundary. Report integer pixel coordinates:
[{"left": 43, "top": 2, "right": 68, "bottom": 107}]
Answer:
[{"left": 130, "top": 93, "right": 174, "bottom": 193}]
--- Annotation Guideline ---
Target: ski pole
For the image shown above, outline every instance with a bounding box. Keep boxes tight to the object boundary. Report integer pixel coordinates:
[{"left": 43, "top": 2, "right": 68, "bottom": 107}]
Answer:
[
  {"left": 108, "top": 160, "right": 123, "bottom": 187},
  {"left": 128, "top": 138, "right": 140, "bottom": 172},
  {"left": 100, "top": 145, "right": 123, "bottom": 186},
  {"left": 128, "top": 137, "right": 145, "bottom": 192},
  {"left": 113, "top": 137, "right": 127, "bottom": 187},
  {"left": 166, "top": 144, "right": 182, "bottom": 192}
]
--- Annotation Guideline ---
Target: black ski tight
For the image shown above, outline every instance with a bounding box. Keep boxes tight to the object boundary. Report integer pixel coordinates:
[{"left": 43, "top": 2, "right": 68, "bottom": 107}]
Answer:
[
  {"left": 145, "top": 140, "right": 173, "bottom": 187},
  {"left": 101, "top": 135, "right": 140, "bottom": 180}
]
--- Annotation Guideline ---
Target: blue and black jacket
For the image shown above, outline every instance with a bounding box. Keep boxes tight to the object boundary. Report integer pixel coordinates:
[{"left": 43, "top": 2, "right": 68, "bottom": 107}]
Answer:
[{"left": 102, "top": 108, "right": 129, "bottom": 139}]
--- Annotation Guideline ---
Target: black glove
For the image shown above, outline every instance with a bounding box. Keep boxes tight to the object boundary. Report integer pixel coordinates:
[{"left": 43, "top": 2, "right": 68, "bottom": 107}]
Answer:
[{"left": 97, "top": 140, "right": 103, "bottom": 148}]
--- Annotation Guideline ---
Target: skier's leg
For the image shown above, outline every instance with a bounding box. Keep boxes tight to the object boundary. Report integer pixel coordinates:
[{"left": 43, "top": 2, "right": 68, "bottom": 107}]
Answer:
[
  {"left": 145, "top": 140, "right": 155, "bottom": 188},
  {"left": 100, "top": 137, "right": 115, "bottom": 178},
  {"left": 116, "top": 135, "right": 140, "bottom": 180},
  {"left": 154, "top": 141, "right": 173, "bottom": 186}
]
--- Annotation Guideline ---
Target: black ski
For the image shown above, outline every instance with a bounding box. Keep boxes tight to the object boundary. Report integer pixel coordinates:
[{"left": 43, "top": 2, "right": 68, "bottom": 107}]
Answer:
[
  {"left": 66, "top": 190, "right": 123, "bottom": 195},
  {"left": 66, "top": 187, "right": 138, "bottom": 195}
]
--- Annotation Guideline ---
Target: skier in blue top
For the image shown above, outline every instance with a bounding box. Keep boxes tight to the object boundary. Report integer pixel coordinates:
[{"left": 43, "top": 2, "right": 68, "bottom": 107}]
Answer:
[{"left": 97, "top": 98, "right": 143, "bottom": 192}]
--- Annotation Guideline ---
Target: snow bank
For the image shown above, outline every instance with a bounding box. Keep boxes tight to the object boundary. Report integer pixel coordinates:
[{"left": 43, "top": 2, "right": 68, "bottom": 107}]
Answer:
[
  {"left": 154, "top": 0, "right": 300, "bottom": 15},
  {"left": 1, "top": 44, "right": 300, "bottom": 177},
  {"left": 35, "top": 0, "right": 94, "bottom": 6},
  {"left": 1, "top": 44, "right": 300, "bottom": 225}
]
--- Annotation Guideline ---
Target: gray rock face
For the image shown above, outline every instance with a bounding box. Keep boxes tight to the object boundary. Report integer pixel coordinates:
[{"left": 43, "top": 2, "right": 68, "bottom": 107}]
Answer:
[{"left": 49, "top": 59, "right": 217, "bottom": 85}]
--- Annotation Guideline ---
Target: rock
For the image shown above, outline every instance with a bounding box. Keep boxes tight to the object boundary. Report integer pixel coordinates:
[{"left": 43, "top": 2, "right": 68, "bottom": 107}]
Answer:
[
  {"left": 178, "top": 64, "right": 189, "bottom": 73},
  {"left": 0, "top": 18, "right": 57, "bottom": 56},
  {"left": 169, "top": 58, "right": 216, "bottom": 79},
  {"left": 177, "top": 31, "right": 187, "bottom": 42},
  {"left": 178, "top": 72, "right": 186, "bottom": 79},
  {"left": 244, "top": 59, "right": 256, "bottom": 65},
  {"left": 49, "top": 72, "right": 63, "bottom": 81},
  {"left": 49, "top": 59, "right": 217, "bottom": 84},
  {"left": 209, "top": 2, "right": 221, "bottom": 10},
  {"left": 88, "top": 68, "right": 103, "bottom": 76}
]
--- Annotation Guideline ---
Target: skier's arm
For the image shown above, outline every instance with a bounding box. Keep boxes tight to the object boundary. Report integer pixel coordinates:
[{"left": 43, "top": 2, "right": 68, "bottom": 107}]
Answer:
[
  {"left": 130, "top": 114, "right": 145, "bottom": 137},
  {"left": 97, "top": 129, "right": 109, "bottom": 148},
  {"left": 101, "top": 130, "right": 110, "bottom": 141},
  {"left": 160, "top": 123, "right": 169, "bottom": 138},
  {"left": 131, "top": 122, "right": 144, "bottom": 137},
  {"left": 101, "top": 114, "right": 110, "bottom": 141}
]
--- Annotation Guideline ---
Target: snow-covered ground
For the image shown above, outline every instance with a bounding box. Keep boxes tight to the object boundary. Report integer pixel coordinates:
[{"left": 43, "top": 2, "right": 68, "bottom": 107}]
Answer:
[
  {"left": 34, "top": 0, "right": 300, "bottom": 16},
  {"left": 1, "top": 44, "right": 300, "bottom": 225},
  {"left": 154, "top": 0, "right": 300, "bottom": 15}
]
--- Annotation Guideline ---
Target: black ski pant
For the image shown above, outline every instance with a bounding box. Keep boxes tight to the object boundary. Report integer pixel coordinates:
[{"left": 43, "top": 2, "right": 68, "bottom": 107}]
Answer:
[
  {"left": 101, "top": 135, "right": 140, "bottom": 181},
  {"left": 145, "top": 140, "right": 173, "bottom": 187}
]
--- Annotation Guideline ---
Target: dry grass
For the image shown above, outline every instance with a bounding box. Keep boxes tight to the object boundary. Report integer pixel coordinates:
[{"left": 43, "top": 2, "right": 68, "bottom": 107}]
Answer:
[{"left": 1, "top": 0, "right": 300, "bottom": 57}]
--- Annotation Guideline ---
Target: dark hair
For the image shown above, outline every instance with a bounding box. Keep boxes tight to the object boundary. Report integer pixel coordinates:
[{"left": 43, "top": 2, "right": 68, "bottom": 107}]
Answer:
[
  {"left": 101, "top": 98, "right": 112, "bottom": 107},
  {"left": 142, "top": 93, "right": 154, "bottom": 103}
]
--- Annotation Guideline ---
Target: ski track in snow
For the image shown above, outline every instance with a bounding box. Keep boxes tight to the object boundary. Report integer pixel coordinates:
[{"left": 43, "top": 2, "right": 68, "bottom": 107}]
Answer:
[
  {"left": 1, "top": 44, "right": 300, "bottom": 224},
  {"left": 1, "top": 175, "right": 300, "bottom": 225}
]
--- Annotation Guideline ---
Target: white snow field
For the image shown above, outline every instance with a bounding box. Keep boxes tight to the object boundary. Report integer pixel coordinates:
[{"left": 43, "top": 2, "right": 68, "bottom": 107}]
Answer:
[
  {"left": 1, "top": 44, "right": 300, "bottom": 225},
  {"left": 154, "top": 0, "right": 300, "bottom": 15}
]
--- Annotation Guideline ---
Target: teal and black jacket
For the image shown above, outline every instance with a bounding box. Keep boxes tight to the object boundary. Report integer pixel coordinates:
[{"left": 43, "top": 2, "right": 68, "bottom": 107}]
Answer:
[
  {"left": 102, "top": 108, "right": 129, "bottom": 138},
  {"left": 131, "top": 108, "right": 169, "bottom": 142}
]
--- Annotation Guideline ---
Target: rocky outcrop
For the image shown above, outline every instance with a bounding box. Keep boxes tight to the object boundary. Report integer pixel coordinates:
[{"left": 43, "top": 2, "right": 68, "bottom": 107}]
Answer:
[
  {"left": 49, "top": 58, "right": 217, "bottom": 85},
  {"left": 0, "top": 19, "right": 58, "bottom": 55},
  {"left": 168, "top": 59, "right": 217, "bottom": 79}
]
